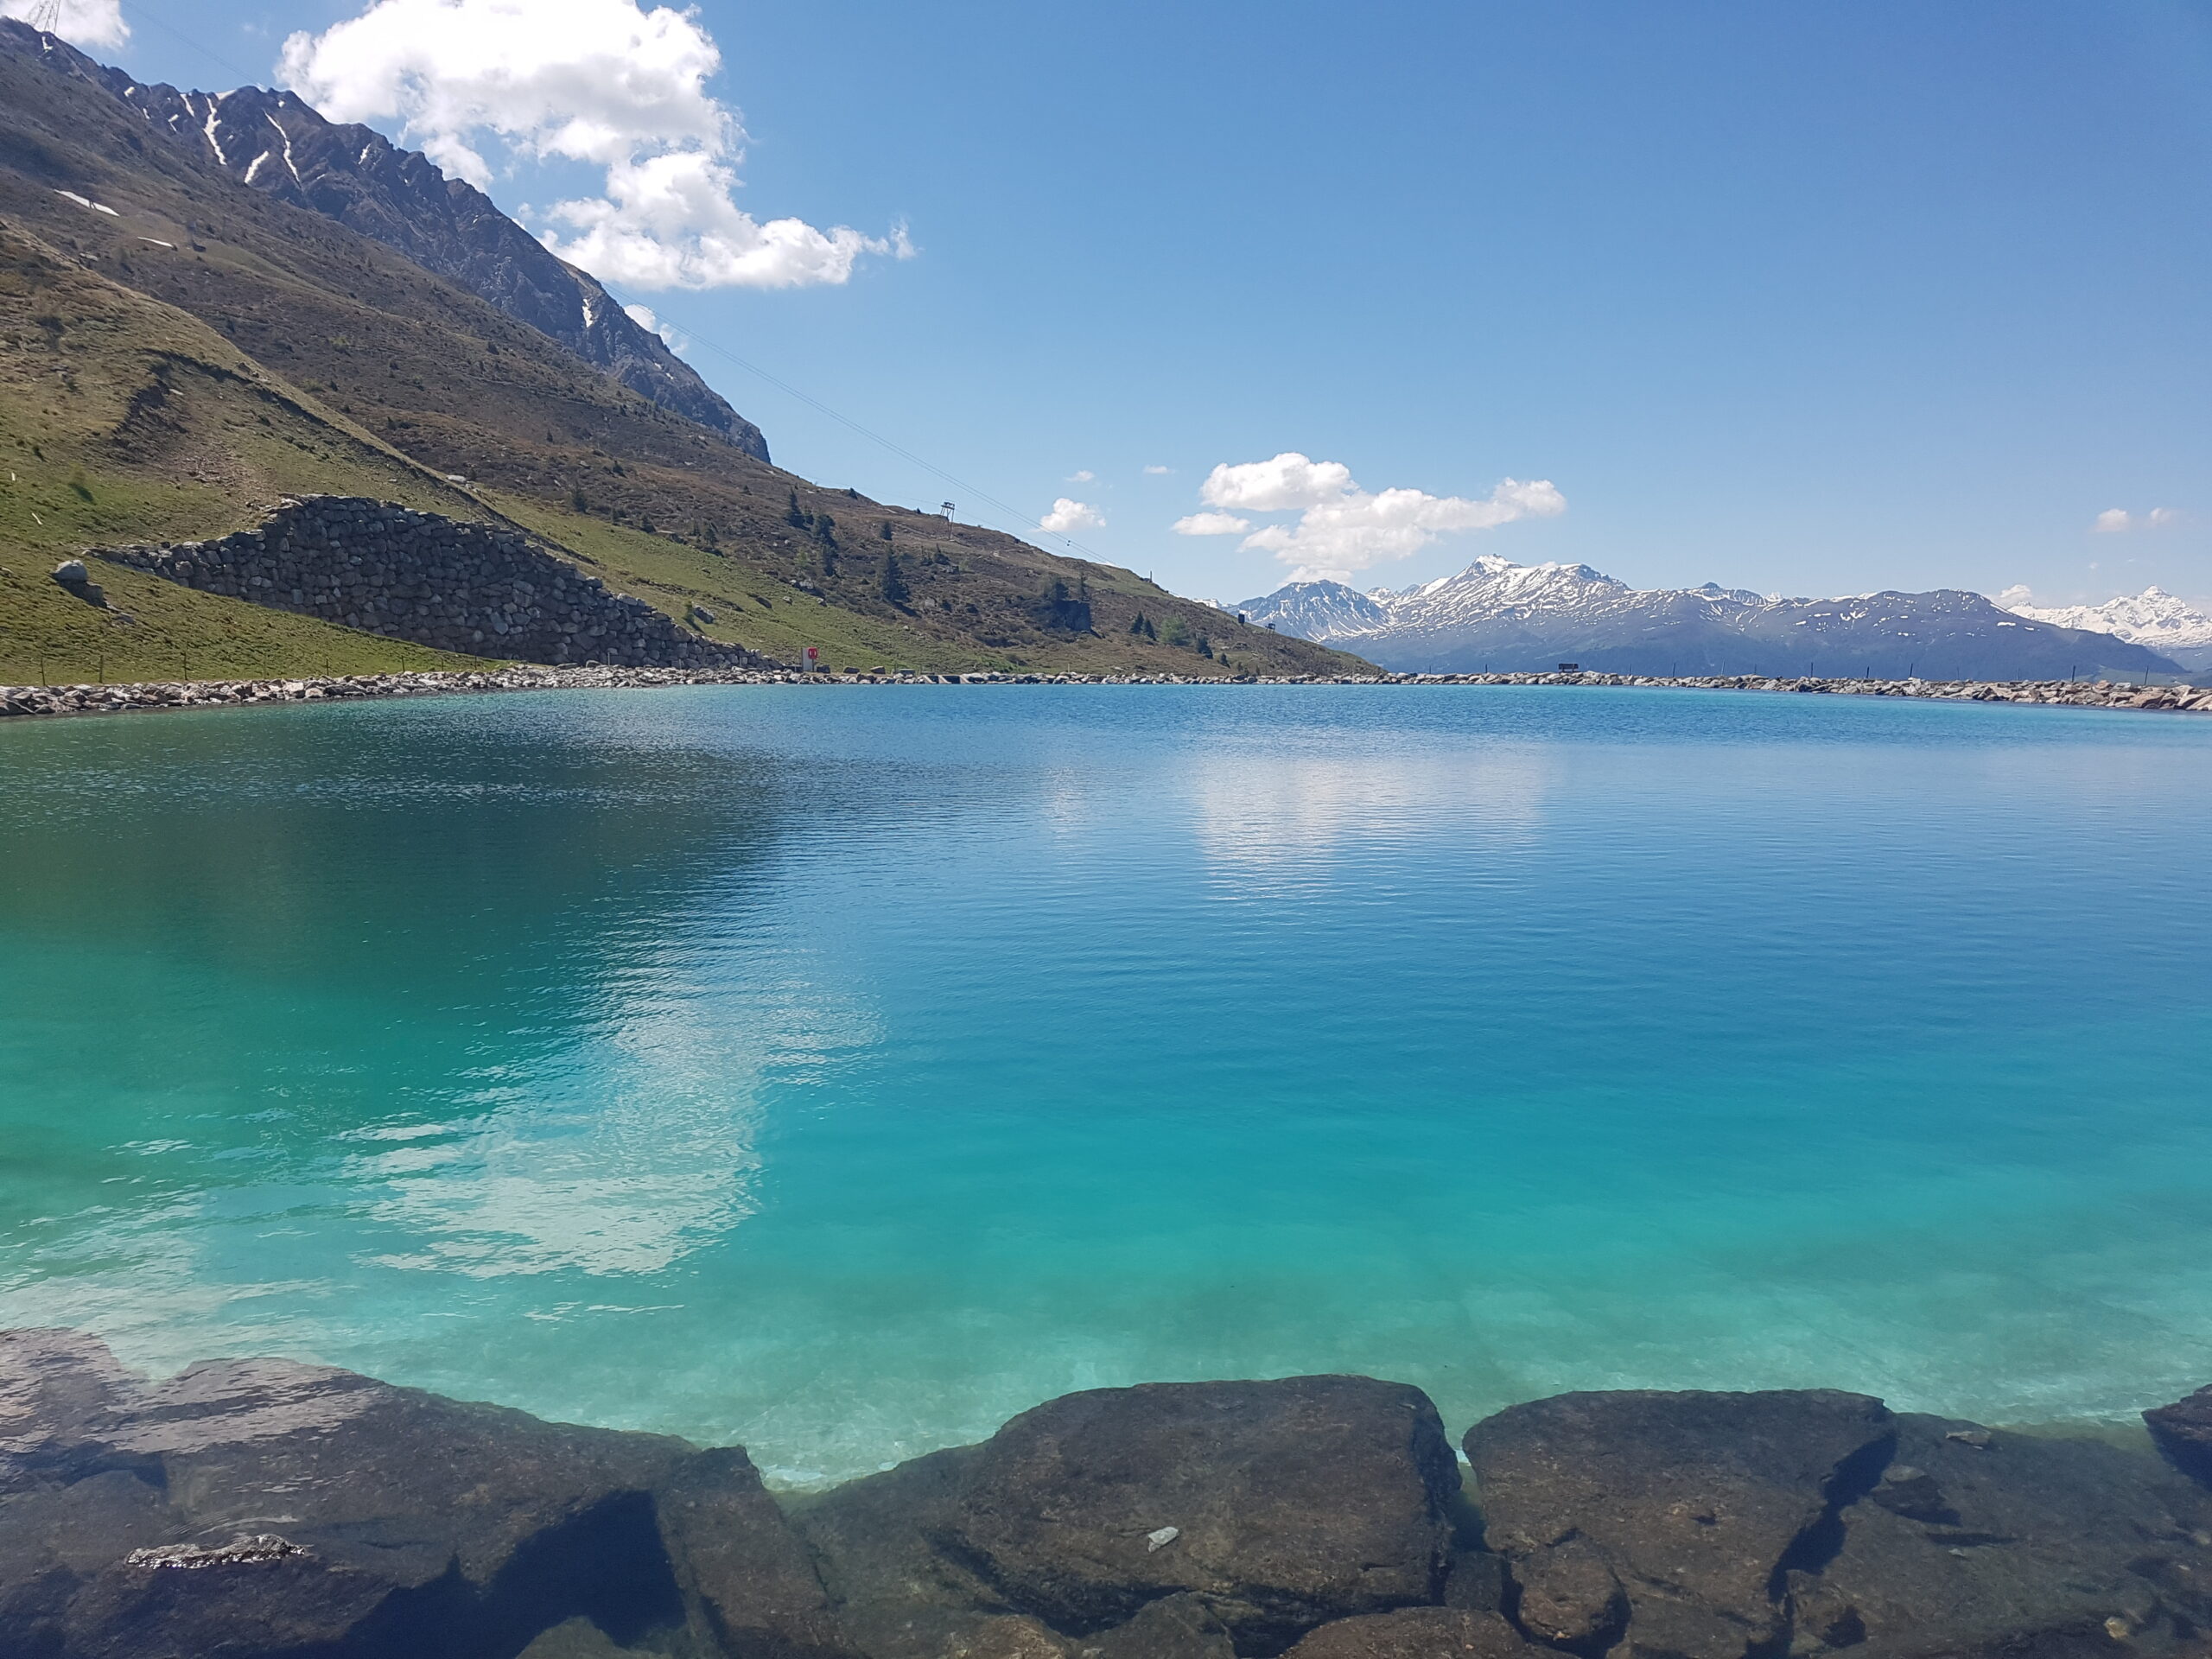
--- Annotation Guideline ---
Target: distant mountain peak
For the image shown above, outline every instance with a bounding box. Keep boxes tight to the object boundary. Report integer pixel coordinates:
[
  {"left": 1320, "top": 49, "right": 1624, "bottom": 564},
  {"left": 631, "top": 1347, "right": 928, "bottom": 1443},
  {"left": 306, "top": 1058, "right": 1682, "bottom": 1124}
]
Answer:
[
  {"left": 2002, "top": 586, "right": 2212, "bottom": 669},
  {"left": 1240, "top": 553, "right": 2187, "bottom": 679}
]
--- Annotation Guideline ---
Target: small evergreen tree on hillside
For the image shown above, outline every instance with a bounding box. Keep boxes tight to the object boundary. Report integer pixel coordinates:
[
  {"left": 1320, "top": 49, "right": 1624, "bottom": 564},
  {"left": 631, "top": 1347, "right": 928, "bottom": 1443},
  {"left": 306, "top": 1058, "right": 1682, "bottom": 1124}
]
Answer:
[
  {"left": 879, "top": 551, "right": 908, "bottom": 605},
  {"left": 878, "top": 520, "right": 893, "bottom": 542},
  {"left": 786, "top": 490, "right": 807, "bottom": 528}
]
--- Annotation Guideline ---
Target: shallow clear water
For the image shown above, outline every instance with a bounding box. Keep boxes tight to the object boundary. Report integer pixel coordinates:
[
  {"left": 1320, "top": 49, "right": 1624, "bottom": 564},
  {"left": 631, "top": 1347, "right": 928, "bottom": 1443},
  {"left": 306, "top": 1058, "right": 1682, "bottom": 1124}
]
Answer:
[{"left": 1, "top": 685, "right": 2207, "bottom": 1484}]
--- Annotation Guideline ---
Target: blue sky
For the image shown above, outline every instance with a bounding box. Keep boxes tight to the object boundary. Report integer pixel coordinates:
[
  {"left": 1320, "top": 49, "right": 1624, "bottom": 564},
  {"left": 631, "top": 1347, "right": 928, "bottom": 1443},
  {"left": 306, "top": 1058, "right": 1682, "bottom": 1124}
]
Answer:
[{"left": 27, "top": 0, "right": 2212, "bottom": 606}]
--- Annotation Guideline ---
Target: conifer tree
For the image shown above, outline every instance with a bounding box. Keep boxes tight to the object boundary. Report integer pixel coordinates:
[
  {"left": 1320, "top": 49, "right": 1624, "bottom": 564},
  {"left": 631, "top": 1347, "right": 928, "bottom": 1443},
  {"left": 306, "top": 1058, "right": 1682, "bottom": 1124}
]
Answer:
[{"left": 879, "top": 551, "right": 909, "bottom": 605}]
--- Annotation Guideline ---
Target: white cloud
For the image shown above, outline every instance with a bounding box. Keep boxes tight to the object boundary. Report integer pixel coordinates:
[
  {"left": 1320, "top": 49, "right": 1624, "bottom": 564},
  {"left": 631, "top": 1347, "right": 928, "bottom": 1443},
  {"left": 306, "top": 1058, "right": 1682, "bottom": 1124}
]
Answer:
[
  {"left": 2094, "top": 506, "right": 2181, "bottom": 533},
  {"left": 0, "top": 0, "right": 126, "bottom": 47},
  {"left": 1182, "top": 452, "right": 1566, "bottom": 579},
  {"left": 1199, "top": 452, "right": 1357, "bottom": 512},
  {"left": 1039, "top": 498, "right": 1104, "bottom": 533},
  {"left": 1173, "top": 512, "right": 1253, "bottom": 537},
  {"left": 1143, "top": 464, "right": 1173, "bottom": 475},
  {"left": 277, "top": 0, "right": 905, "bottom": 290},
  {"left": 1066, "top": 469, "right": 1095, "bottom": 483}
]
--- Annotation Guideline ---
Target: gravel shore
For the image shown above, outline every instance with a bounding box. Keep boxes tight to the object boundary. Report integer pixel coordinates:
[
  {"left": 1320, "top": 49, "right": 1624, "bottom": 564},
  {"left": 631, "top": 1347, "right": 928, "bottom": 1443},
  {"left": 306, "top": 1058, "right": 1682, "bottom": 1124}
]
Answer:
[{"left": 3, "top": 663, "right": 2210, "bottom": 720}]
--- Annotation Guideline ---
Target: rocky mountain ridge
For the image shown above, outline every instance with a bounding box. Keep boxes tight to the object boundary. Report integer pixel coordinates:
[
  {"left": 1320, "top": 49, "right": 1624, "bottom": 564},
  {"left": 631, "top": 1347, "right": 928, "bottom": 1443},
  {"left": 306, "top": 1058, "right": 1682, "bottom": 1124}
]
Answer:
[
  {"left": 1242, "top": 556, "right": 2186, "bottom": 680},
  {"left": 16, "top": 27, "right": 769, "bottom": 458}
]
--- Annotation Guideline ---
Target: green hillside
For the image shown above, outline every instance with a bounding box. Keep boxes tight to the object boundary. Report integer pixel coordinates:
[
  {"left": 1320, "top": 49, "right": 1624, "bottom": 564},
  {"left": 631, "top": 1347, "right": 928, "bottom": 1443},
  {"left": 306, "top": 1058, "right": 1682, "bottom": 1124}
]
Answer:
[{"left": 0, "top": 25, "right": 1372, "bottom": 683}]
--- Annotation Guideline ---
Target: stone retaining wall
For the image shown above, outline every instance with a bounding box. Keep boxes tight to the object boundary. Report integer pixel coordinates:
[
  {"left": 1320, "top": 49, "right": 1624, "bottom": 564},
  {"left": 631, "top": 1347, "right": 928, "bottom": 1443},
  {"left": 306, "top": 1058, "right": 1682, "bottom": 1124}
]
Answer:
[{"left": 97, "top": 495, "right": 760, "bottom": 669}]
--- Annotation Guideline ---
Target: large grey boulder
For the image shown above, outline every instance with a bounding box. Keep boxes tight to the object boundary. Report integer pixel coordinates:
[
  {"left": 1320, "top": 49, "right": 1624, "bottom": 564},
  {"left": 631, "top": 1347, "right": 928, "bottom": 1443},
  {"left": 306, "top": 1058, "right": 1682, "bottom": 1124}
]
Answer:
[
  {"left": 796, "top": 1376, "right": 1459, "bottom": 1656},
  {"left": 0, "top": 1328, "right": 854, "bottom": 1659},
  {"left": 1463, "top": 1389, "right": 1895, "bottom": 1659}
]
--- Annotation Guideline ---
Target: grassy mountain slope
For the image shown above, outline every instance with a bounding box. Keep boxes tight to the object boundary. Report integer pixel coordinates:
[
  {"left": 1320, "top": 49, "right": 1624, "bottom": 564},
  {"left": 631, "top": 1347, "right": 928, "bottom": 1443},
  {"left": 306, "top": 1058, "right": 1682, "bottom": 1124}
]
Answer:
[
  {"left": 0, "top": 223, "right": 495, "bottom": 680},
  {"left": 0, "top": 22, "right": 1371, "bottom": 680}
]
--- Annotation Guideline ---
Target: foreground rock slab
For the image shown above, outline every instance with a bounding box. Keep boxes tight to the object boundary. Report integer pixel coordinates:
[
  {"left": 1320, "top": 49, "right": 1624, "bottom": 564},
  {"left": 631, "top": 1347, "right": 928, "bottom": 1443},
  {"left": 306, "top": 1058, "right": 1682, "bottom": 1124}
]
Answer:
[
  {"left": 10, "top": 1330, "right": 2212, "bottom": 1659},
  {"left": 1465, "top": 1389, "right": 1895, "bottom": 1658},
  {"left": 795, "top": 1376, "right": 1459, "bottom": 1658},
  {"left": 0, "top": 1329, "right": 854, "bottom": 1659}
]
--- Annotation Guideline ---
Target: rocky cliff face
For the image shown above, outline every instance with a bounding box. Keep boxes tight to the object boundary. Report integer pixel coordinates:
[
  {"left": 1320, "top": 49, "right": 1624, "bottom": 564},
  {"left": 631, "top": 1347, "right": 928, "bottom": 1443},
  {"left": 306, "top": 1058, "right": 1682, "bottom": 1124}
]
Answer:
[{"left": 23, "top": 30, "right": 767, "bottom": 459}]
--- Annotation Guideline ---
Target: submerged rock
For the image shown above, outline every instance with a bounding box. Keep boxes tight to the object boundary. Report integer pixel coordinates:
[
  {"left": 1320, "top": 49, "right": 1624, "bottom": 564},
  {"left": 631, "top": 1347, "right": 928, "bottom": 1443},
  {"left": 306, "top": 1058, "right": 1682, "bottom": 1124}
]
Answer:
[
  {"left": 1465, "top": 1388, "right": 2212, "bottom": 1659},
  {"left": 796, "top": 1376, "right": 1459, "bottom": 1656},
  {"left": 1280, "top": 1608, "right": 1540, "bottom": 1657},
  {"left": 2146, "top": 1384, "right": 2212, "bottom": 1488},
  {"left": 1783, "top": 1413, "right": 2212, "bottom": 1656},
  {"left": 0, "top": 1328, "right": 855, "bottom": 1659}
]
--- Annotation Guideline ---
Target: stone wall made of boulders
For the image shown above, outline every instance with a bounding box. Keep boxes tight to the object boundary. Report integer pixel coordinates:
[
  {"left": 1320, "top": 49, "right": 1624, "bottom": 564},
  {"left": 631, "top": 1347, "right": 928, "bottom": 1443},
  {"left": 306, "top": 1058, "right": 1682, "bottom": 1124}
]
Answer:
[{"left": 96, "top": 496, "right": 760, "bottom": 670}]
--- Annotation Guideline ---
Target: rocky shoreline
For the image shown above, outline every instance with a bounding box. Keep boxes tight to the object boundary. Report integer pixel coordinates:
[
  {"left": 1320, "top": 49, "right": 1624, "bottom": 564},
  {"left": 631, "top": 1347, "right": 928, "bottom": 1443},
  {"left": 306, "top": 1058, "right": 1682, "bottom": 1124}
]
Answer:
[
  {"left": 3, "top": 664, "right": 2210, "bottom": 722},
  {"left": 5, "top": 1331, "right": 2212, "bottom": 1659}
]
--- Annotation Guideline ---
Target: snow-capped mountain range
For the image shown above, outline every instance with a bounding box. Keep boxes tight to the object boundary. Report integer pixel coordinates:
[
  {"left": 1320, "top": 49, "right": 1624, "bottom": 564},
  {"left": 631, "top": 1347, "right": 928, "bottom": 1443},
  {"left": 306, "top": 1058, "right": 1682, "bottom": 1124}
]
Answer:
[
  {"left": 1239, "top": 557, "right": 2196, "bottom": 680},
  {"left": 1999, "top": 588, "right": 2212, "bottom": 672}
]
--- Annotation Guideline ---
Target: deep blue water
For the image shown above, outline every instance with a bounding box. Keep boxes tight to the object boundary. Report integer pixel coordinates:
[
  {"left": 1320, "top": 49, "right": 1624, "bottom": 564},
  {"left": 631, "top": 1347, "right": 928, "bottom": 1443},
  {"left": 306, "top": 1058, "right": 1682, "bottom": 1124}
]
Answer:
[{"left": 0, "top": 684, "right": 2207, "bottom": 1484}]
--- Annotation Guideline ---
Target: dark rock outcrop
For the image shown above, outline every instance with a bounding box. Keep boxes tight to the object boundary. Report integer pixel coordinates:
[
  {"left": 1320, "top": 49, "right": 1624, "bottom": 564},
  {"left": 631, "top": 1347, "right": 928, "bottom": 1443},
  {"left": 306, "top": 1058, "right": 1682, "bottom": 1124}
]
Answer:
[
  {"left": 99, "top": 495, "right": 760, "bottom": 668},
  {"left": 2146, "top": 1384, "right": 2212, "bottom": 1487},
  {"left": 48, "top": 558, "right": 109, "bottom": 607},
  {"left": 1463, "top": 1389, "right": 1896, "bottom": 1658},
  {"left": 0, "top": 1328, "right": 855, "bottom": 1659},
  {"left": 796, "top": 1376, "right": 1459, "bottom": 1657}
]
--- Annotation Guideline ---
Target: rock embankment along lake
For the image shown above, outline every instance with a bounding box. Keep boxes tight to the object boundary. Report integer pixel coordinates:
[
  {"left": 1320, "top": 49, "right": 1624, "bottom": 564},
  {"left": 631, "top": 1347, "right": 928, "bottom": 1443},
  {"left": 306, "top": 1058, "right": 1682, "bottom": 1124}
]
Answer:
[
  {"left": 6, "top": 1330, "right": 2212, "bottom": 1659},
  {"left": 4, "top": 664, "right": 2212, "bottom": 721}
]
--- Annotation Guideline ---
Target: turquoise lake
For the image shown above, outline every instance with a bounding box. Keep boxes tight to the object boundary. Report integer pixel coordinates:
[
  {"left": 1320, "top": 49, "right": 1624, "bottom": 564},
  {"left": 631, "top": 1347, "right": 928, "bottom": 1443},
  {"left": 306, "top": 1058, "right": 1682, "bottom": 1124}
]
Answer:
[{"left": 1, "top": 684, "right": 2208, "bottom": 1484}]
